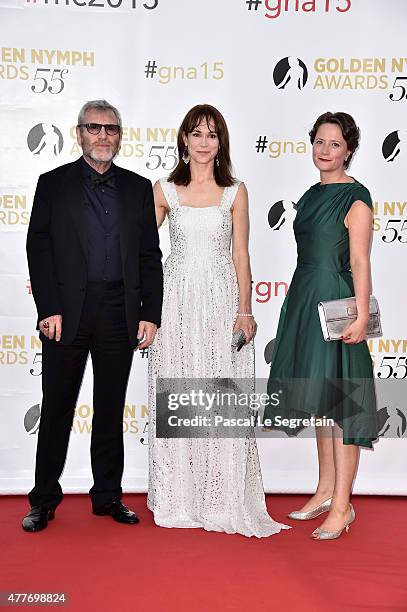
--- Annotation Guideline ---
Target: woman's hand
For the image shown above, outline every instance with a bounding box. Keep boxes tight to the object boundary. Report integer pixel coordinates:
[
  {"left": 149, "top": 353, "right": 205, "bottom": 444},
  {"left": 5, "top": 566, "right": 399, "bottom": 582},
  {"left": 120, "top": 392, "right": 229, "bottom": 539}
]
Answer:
[
  {"left": 233, "top": 315, "right": 257, "bottom": 344},
  {"left": 341, "top": 318, "right": 368, "bottom": 344}
]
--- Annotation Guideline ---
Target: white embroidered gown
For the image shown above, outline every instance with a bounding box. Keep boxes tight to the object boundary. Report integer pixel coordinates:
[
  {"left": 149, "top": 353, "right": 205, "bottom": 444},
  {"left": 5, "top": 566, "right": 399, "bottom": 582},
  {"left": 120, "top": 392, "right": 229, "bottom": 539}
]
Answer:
[{"left": 147, "top": 178, "right": 289, "bottom": 537}]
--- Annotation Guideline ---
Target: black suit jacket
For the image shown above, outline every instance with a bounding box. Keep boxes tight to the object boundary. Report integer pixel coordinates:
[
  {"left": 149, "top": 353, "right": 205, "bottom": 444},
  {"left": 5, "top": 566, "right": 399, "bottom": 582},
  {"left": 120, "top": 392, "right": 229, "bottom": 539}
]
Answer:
[{"left": 27, "top": 158, "right": 163, "bottom": 347}]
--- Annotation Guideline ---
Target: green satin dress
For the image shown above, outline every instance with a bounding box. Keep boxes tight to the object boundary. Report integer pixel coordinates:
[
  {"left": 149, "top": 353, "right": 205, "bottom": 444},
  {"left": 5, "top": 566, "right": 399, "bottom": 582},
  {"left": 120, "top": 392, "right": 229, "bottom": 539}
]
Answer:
[{"left": 264, "top": 181, "right": 377, "bottom": 447}]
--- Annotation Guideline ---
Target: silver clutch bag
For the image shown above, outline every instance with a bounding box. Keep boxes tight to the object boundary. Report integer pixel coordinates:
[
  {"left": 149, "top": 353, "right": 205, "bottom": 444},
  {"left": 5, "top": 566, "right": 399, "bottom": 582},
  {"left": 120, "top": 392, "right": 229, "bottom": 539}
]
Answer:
[
  {"left": 318, "top": 295, "right": 382, "bottom": 342},
  {"left": 231, "top": 329, "right": 246, "bottom": 351}
]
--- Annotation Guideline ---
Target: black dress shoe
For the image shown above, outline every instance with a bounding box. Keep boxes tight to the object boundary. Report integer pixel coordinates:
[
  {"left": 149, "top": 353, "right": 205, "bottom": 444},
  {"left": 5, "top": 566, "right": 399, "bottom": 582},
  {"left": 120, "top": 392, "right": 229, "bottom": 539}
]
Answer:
[
  {"left": 22, "top": 506, "right": 55, "bottom": 532},
  {"left": 92, "top": 500, "right": 139, "bottom": 524}
]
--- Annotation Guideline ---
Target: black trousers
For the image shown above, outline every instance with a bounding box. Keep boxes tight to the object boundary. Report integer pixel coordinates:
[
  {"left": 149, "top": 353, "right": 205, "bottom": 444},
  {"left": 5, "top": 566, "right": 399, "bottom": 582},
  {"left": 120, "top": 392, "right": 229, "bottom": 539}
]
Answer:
[{"left": 28, "top": 281, "right": 134, "bottom": 510}]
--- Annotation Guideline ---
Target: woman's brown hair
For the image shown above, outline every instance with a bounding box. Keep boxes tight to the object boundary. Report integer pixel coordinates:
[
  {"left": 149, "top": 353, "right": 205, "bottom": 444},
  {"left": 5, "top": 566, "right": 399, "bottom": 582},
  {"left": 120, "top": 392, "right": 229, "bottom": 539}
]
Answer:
[
  {"left": 309, "top": 111, "right": 360, "bottom": 169},
  {"left": 168, "top": 104, "right": 235, "bottom": 187}
]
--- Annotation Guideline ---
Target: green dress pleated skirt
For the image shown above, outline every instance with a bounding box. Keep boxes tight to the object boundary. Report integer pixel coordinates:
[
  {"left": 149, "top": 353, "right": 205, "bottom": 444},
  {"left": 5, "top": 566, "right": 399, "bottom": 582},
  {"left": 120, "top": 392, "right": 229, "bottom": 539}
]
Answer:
[{"left": 264, "top": 181, "right": 378, "bottom": 447}]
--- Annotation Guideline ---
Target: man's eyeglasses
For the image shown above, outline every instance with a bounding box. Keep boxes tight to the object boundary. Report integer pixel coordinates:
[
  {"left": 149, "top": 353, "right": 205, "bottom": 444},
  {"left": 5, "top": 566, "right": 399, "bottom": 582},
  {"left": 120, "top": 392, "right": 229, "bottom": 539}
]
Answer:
[{"left": 78, "top": 123, "right": 121, "bottom": 136}]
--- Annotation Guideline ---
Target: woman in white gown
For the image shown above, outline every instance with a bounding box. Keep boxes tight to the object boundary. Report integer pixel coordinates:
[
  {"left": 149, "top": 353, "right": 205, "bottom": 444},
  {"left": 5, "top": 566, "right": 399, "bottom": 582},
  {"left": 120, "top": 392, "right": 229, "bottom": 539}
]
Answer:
[{"left": 147, "top": 104, "right": 289, "bottom": 537}]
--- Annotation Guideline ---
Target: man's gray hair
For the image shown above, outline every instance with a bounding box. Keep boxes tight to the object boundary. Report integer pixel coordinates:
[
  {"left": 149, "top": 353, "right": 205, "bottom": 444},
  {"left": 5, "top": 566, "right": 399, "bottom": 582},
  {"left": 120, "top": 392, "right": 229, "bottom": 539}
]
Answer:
[{"left": 77, "top": 100, "right": 122, "bottom": 127}]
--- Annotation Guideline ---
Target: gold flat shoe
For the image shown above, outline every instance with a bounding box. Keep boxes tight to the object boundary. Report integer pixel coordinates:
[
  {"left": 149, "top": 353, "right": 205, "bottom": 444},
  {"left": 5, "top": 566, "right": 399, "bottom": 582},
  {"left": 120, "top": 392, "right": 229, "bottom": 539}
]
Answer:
[
  {"left": 311, "top": 503, "right": 355, "bottom": 540},
  {"left": 287, "top": 497, "right": 332, "bottom": 520}
]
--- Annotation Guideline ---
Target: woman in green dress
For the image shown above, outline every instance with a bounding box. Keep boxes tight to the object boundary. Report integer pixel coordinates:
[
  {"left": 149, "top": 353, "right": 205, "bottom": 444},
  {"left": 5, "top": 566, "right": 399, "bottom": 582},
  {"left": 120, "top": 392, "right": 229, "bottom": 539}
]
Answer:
[{"left": 264, "top": 112, "right": 377, "bottom": 540}]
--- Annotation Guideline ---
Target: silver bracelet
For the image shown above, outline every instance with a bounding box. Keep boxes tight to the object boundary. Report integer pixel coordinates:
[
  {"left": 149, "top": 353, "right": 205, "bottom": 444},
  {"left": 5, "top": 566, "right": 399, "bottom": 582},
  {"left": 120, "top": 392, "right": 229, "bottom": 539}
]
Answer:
[{"left": 236, "top": 313, "right": 254, "bottom": 317}]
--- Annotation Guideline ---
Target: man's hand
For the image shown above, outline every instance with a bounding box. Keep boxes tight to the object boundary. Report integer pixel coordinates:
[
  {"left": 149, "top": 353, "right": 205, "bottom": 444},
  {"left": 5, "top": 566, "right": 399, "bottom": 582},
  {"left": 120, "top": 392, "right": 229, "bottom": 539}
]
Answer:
[
  {"left": 137, "top": 321, "right": 157, "bottom": 349},
  {"left": 39, "top": 315, "right": 63, "bottom": 341}
]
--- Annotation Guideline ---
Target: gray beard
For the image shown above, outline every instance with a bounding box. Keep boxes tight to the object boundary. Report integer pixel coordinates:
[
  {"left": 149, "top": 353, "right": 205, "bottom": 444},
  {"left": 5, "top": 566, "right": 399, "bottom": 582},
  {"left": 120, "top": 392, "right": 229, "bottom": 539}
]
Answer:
[{"left": 87, "top": 146, "right": 117, "bottom": 164}]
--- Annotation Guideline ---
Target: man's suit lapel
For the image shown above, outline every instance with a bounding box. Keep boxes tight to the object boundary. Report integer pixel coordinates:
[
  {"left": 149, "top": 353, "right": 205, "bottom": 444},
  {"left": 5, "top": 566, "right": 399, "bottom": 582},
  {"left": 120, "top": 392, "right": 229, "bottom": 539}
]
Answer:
[
  {"left": 114, "top": 164, "right": 133, "bottom": 263},
  {"left": 63, "top": 159, "right": 88, "bottom": 261}
]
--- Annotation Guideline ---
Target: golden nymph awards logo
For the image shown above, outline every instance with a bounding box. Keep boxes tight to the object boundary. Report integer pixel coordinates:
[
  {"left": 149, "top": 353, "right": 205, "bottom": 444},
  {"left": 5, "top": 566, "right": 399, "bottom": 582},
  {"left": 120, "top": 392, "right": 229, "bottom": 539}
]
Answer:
[
  {"left": 313, "top": 57, "right": 399, "bottom": 91},
  {"left": 0, "top": 194, "right": 29, "bottom": 226},
  {"left": 272, "top": 56, "right": 407, "bottom": 98},
  {"left": 0, "top": 334, "right": 41, "bottom": 366},
  {"left": 367, "top": 338, "right": 407, "bottom": 380},
  {"left": 72, "top": 403, "right": 149, "bottom": 439},
  {"left": 24, "top": 402, "right": 150, "bottom": 439},
  {"left": 373, "top": 200, "right": 407, "bottom": 245},
  {"left": 0, "top": 46, "right": 94, "bottom": 96}
]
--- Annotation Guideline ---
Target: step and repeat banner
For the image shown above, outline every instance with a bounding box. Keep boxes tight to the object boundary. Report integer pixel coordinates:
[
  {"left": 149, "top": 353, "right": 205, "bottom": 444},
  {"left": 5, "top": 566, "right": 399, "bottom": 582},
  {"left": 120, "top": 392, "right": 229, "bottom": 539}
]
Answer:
[{"left": 0, "top": 0, "right": 406, "bottom": 495}]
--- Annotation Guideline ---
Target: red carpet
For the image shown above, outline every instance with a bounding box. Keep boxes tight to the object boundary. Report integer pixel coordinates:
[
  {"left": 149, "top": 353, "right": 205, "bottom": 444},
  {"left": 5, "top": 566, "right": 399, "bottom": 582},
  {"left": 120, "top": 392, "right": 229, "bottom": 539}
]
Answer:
[{"left": 1, "top": 494, "right": 406, "bottom": 611}]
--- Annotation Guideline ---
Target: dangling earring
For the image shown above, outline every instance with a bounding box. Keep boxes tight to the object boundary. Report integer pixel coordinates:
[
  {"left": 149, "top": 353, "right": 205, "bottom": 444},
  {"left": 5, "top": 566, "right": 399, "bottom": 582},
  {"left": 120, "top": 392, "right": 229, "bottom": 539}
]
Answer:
[
  {"left": 216, "top": 148, "right": 220, "bottom": 167},
  {"left": 182, "top": 145, "right": 190, "bottom": 164}
]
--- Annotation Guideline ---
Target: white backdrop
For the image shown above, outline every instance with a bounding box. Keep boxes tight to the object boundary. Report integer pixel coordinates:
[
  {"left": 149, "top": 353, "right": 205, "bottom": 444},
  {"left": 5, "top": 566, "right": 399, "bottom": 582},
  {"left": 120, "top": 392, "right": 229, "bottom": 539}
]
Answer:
[{"left": 0, "top": 0, "right": 406, "bottom": 496}]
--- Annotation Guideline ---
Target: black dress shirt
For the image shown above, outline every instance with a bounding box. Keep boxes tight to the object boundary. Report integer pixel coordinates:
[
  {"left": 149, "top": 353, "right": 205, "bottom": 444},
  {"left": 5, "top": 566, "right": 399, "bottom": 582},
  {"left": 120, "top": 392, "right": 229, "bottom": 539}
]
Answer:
[{"left": 81, "top": 157, "right": 122, "bottom": 282}]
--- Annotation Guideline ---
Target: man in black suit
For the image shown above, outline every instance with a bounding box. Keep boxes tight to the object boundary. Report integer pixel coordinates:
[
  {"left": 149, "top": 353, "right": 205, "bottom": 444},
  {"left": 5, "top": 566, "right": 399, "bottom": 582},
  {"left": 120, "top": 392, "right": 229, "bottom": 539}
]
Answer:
[{"left": 23, "top": 100, "right": 163, "bottom": 532}]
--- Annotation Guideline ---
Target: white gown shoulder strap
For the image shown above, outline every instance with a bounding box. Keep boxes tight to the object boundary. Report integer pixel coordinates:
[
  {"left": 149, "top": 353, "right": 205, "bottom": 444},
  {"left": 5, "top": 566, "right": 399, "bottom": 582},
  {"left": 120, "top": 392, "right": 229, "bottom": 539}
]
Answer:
[
  {"left": 221, "top": 180, "right": 242, "bottom": 210},
  {"left": 159, "top": 178, "right": 179, "bottom": 210}
]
